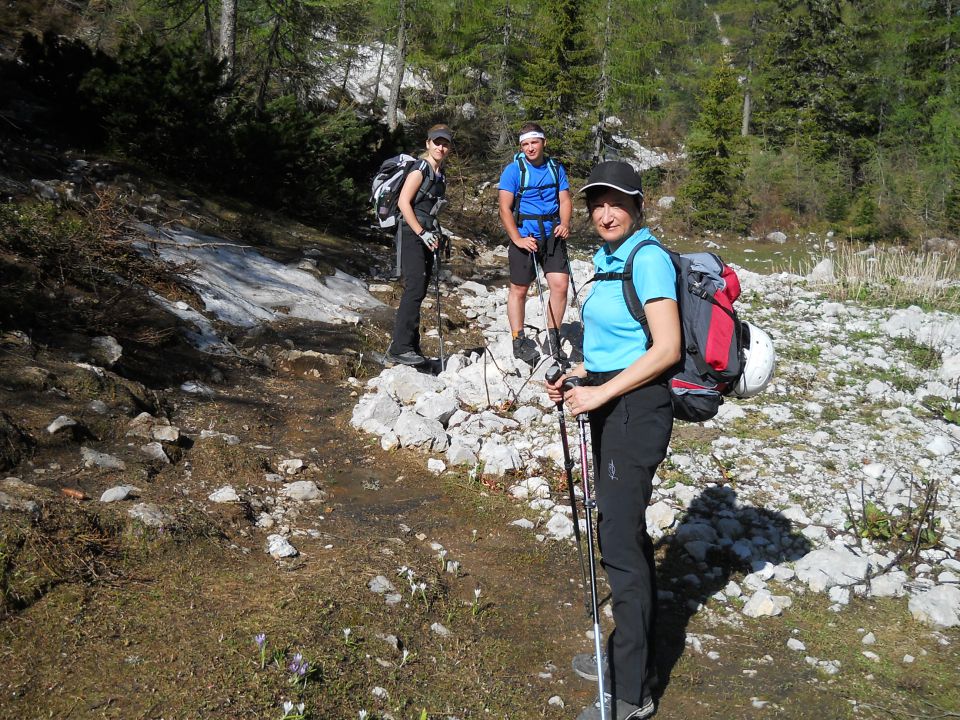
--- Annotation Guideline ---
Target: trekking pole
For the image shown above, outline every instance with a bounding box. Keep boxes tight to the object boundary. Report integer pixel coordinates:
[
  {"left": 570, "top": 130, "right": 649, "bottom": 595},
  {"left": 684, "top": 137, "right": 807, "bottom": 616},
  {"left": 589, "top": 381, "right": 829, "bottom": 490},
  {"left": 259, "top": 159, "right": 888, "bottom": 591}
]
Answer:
[
  {"left": 433, "top": 248, "right": 444, "bottom": 370},
  {"left": 561, "top": 239, "right": 586, "bottom": 362},
  {"left": 562, "top": 375, "right": 608, "bottom": 720},
  {"left": 531, "top": 250, "right": 561, "bottom": 364},
  {"left": 545, "top": 364, "right": 590, "bottom": 614}
]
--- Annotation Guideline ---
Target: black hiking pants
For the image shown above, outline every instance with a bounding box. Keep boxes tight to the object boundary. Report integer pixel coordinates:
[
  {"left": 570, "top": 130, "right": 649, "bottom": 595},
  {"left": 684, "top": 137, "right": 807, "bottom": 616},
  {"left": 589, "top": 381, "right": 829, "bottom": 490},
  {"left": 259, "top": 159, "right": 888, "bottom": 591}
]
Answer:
[
  {"left": 589, "top": 380, "right": 673, "bottom": 707},
  {"left": 389, "top": 222, "right": 434, "bottom": 356}
]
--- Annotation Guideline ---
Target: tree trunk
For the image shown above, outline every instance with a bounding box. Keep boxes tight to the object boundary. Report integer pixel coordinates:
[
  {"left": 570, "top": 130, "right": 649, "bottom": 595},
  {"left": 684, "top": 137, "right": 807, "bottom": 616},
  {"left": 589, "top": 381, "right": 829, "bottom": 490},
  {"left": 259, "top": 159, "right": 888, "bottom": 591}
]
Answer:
[
  {"left": 495, "top": 1, "right": 513, "bottom": 150},
  {"left": 386, "top": 0, "right": 407, "bottom": 132},
  {"left": 741, "top": 11, "right": 760, "bottom": 137},
  {"left": 371, "top": 39, "right": 387, "bottom": 106},
  {"left": 340, "top": 45, "right": 354, "bottom": 102},
  {"left": 256, "top": 16, "right": 282, "bottom": 113},
  {"left": 945, "top": 0, "right": 954, "bottom": 95},
  {"left": 218, "top": 0, "right": 237, "bottom": 80},
  {"left": 203, "top": 0, "right": 214, "bottom": 56},
  {"left": 741, "top": 90, "right": 752, "bottom": 136},
  {"left": 593, "top": 0, "right": 613, "bottom": 161}
]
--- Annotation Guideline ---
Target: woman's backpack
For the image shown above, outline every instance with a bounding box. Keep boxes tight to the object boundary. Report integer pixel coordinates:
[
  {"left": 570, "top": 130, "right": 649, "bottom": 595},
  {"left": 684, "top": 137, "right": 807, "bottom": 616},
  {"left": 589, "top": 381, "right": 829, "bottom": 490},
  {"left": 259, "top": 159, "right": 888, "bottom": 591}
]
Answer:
[
  {"left": 370, "top": 154, "right": 436, "bottom": 230},
  {"left": 594, "top": 240, "right": 747, "bottom": 422}
]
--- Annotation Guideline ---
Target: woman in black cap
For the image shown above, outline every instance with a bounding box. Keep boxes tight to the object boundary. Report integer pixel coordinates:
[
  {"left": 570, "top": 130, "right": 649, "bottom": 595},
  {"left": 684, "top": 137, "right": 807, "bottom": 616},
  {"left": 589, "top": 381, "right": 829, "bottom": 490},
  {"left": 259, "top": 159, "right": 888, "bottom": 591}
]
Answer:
[
  {"left": 386, "top": 123, "right": 453, "bottom": 366},
  {"left": 547, "top": 161, "right": 680, "bottom": 720}
]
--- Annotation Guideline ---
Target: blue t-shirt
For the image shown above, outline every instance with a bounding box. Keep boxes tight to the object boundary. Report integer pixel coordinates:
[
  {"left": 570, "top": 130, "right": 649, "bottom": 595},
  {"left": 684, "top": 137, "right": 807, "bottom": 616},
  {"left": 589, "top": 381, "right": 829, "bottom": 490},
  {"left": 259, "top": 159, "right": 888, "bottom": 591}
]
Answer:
[
  {"left": 498, "top": 158, "right": 570, "bottom": 240},
  {"left": 582, "top": 228, "right": 677, "bottom": 372}
]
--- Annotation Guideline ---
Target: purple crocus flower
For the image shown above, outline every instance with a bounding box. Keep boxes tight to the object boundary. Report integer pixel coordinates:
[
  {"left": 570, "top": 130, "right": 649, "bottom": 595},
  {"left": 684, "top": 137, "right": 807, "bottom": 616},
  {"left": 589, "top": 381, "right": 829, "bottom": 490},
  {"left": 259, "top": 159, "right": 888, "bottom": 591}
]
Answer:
[{"left": 254, "top": 633, "right": 266, "bottom": 649}]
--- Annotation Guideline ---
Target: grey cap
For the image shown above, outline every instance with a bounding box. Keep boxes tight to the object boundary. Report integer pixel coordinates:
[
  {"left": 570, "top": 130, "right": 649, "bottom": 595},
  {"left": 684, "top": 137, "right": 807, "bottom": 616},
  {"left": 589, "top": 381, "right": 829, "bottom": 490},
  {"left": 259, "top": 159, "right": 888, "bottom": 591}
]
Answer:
[
  {"left": 427, "top": 127, "right": 453, "bottom": 143},
  {"left": 579, "top": 161, "right": 643, "bottom": 199}
]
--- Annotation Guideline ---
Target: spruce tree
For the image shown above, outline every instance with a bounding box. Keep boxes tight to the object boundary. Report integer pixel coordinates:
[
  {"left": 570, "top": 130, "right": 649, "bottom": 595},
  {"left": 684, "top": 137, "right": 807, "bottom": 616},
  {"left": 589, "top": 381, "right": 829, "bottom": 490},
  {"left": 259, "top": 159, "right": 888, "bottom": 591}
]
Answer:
[
  {"left": 519, "top": 0, "right": 597, "bottom": 162},
  {"left": 678, "top": 60, "right": 748, "bottom": 231}
]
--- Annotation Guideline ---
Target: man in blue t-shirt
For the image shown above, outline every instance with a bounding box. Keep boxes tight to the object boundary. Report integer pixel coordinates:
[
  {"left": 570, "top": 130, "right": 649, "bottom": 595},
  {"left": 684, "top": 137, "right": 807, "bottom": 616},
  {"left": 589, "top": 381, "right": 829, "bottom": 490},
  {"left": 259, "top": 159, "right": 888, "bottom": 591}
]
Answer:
[{"left": 498, "top": 122, "right": 573, "bottom": 365}]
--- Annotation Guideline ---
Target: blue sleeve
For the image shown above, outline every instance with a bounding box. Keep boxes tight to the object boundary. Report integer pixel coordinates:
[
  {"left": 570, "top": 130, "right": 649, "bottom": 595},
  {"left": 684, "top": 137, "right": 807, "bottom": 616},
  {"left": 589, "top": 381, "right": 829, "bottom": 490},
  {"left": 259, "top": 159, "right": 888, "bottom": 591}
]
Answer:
[
  {"left": 557, "top": 164, "right": 570, "bottom": 193},
  {"left": 633, "top": 247, "right": 677, "bottom": 306},
  {"left": 498, "top": 163, "right": 520, "bottom": 194}
]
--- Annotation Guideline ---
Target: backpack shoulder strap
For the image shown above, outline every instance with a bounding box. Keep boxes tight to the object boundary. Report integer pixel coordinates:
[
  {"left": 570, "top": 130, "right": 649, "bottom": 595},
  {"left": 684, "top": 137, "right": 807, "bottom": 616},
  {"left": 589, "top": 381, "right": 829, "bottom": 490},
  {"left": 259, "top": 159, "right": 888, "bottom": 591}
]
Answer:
[
  {"left": 414, "top": 158, "right": 437, "bottom": 200},
  {"left": 591, "top": 239, "right": 664, "bottom": 327}
]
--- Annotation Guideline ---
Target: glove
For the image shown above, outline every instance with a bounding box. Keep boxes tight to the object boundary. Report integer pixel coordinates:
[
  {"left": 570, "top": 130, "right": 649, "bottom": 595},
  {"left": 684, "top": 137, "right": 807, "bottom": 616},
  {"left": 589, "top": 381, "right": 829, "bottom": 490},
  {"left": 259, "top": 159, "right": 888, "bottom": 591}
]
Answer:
[{"left": 419, "top": 231, "right": 438, "bottom": 249}]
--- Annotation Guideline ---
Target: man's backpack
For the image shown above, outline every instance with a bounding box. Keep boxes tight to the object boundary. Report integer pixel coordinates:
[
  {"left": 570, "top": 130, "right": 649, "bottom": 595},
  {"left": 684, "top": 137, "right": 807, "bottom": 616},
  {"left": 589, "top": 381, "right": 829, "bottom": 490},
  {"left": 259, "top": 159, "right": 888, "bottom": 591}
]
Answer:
[
  {"left": 511, "top": 152, "right": 562, "bottom": 231},
  {"left": 594, "top": 239, "right": 746, "bottom": 422},
  {"left": 370, "top": 153, "right": 435, "bottom": 230}
]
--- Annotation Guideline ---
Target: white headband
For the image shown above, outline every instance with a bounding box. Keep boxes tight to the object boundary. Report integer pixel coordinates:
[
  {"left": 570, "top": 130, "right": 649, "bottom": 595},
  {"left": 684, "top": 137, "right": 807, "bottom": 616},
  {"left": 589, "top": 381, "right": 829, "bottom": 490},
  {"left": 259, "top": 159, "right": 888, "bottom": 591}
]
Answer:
[{"left": 519, "top": 131, "right": 546, "bottom": 143}]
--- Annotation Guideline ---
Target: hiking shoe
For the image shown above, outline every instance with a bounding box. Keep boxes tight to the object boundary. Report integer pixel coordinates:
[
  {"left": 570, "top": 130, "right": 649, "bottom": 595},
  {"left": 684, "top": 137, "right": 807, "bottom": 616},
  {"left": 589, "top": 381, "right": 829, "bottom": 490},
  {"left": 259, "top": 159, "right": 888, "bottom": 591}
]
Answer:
[
  {"left": 576, "top": 693, "right": 656, "bottom": 720},
  {"left": 572, "top": 652, "right": 608, "bottom": 682},
  {"left": 512, "top": 335, "right": 539, "bottom": 365},
  {"left": 385, "top": 350, "right": 426, "bottom": 366},
  {"left": 545, "top": 328, "right": 565, "bottom": 361}
]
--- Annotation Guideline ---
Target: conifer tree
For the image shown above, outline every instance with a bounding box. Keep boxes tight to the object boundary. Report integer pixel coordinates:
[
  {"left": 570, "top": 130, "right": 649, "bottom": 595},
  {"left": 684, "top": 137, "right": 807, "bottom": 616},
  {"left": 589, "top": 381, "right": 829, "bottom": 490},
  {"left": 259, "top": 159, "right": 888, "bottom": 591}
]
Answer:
[
  {"left": 519, "top": 0, "right": 597, "bottom": 161},
  {"left": 678, "top": 60, "right": 747, "bottom": 231}
]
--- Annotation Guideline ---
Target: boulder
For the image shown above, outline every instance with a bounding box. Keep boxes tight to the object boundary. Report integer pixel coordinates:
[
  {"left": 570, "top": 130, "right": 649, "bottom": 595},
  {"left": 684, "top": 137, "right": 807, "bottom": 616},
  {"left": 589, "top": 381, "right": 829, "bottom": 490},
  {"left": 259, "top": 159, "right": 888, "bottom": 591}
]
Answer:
[
  {"left": 908, "top": 585, "right": 960, "bottom": 628},
  {"left": 795, "top": 548, "right": 870, "bottom": 591}
]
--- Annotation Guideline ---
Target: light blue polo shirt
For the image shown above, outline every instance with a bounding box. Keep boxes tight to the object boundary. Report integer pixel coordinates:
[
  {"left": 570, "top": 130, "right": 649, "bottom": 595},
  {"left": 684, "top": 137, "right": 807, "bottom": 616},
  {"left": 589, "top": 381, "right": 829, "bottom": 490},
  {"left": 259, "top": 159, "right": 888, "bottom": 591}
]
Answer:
[
  {"left": 582, "top": 228, "right": 677, "bottom": 372},
  {"left": 498, "top": 158, "right": 569, "bottom": 239}
]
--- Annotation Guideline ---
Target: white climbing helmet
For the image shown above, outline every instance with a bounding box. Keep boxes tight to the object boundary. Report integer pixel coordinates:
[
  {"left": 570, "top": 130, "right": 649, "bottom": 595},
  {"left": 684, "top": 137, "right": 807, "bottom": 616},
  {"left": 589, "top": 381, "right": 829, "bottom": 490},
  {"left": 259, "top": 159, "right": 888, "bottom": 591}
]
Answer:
[{"left": 733, "top": 322, "right": 776, "bottom": 398}]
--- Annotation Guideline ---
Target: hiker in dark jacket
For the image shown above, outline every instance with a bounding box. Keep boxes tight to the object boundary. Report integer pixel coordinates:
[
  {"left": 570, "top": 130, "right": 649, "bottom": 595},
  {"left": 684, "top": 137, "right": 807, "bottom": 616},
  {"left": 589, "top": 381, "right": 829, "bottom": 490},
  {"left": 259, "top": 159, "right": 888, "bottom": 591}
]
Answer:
[
  {"left": 386, "top": 124, "right": 452, "bottom": 366},
  {"left": 547, "top": 161, "right": 680, "bottom": 720},
  {"left": 498, "top": 122, "right": 572, "bottom": 365}
]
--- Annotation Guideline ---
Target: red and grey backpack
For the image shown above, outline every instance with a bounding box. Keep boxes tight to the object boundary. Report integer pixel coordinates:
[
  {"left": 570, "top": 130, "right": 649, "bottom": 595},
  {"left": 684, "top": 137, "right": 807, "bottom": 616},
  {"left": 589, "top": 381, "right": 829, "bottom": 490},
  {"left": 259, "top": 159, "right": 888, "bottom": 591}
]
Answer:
[{"left": 593, "top": 239, "right": 746, "bottom": 422}]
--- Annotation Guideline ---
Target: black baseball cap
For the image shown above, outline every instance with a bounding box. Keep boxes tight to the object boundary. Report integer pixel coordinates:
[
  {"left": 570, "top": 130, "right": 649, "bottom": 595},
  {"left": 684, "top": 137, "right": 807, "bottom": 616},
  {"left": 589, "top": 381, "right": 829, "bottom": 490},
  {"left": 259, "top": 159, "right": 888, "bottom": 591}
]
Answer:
[
  {"left": 427, "top": 127, "right": 453, "bottom": 143},
  {"left": 579, "top": 161, "right": 643, "bottom": 199}
]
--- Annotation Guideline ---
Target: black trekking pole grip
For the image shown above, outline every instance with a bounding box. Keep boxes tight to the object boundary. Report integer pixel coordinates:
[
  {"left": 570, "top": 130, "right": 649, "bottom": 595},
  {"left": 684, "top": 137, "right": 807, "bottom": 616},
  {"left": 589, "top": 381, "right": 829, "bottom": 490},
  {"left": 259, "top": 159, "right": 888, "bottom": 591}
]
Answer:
[
  {"left": 561, "top": 376, "right": 583, "bottom": 392},
  {"left": 545, "top": 364, "right": 564, "bottom": 385}
]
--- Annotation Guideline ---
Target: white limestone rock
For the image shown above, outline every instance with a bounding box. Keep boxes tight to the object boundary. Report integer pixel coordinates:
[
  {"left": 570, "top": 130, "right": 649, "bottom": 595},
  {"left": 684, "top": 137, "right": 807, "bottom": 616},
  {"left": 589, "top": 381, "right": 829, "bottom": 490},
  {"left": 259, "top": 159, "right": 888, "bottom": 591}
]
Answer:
[
  {"left": 281, "top": 480, "right": 323, "bottom": 501},
  {"left": 209, "top": 486, "right": 240, "bottom": 503},
  {"left": 869, "top": 570, "right": 908, "bottom": 598},
  {"left": 926, "top": 436, "right": 954, "bottom": 457},
  {"left": 394, "top": 411, "right": 448, "bottom": 452},
  {"left": 81, "top": 447, "right": 126, "bottom": 470},
  {"left": 128, "top": 503, "right": 173, "bottom": 528},
  {"left": 545, "top": 512, "right": 574, "bottom": 539},
  {"left": 478, "top": 441, "right": 522, "bottom": 476},
  {"left": 446, "top": 440, "right": 478, "bottom": 467},
  {"left": 141, "top": 442, "right": 170, "bottom": 463},
  {"left": 100, "top": 485, "right": 138, "bottom": 503},
  {"left": 908, "top": 585, "right": 960, "bottom": 628},
  {"left": 795, "top": 548, "right": 870, "bottom": 591},
  {"left": 47, "top": 415, "right": 77, "bottom": 434},
  {"left": 646, "top": 501, "right": 676, "bottom": 531},
  {"left": 742, "top": 589, "right": 793, "bottom": 617},
  {"left": 278, "top": 458, "right": 305, "bottom": 475},
  {"left": 414, "top": 391, "right": 459, "bottom": 426},
  {"left": 266, "top": 534, "right": 298, "bottom": 559}
]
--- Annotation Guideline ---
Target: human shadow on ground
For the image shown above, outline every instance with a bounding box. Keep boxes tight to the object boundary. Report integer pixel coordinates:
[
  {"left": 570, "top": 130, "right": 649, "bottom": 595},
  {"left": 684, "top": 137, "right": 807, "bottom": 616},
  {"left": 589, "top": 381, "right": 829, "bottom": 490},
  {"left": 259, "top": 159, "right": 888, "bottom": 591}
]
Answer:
[{"left": 650, "top": 485, "right": 814, "bottom": 698}]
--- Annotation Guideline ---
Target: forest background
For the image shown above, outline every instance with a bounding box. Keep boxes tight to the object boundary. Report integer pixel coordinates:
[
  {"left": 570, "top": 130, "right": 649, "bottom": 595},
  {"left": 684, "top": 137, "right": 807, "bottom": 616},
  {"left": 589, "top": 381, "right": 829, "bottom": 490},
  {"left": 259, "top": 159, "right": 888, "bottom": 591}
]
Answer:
[{"left": 1, "top": 0, "right": 958, "bottom": 243}]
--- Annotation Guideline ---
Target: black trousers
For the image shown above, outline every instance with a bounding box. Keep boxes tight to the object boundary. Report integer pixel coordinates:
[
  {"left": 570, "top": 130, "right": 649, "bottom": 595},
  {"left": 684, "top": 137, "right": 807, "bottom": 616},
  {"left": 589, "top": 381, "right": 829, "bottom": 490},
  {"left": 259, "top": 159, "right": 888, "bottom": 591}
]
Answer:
[
  {"left": 589, "top": 381, "right": 673, "bottom": 706},
  {"left": 389, "top": 223, "right": 434, "bottom": 356}
]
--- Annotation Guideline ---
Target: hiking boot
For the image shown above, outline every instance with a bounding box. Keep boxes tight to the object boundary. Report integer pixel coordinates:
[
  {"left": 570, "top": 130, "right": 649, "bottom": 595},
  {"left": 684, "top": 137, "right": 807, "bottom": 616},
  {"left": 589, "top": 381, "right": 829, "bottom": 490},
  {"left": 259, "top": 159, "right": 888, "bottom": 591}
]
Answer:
[
  {"left": 572, "top": 652, "right": 608, "bottom": 682},
  {"left": 386, "top": 350, "right": 426, "bottom": 366},
  {"left": 512, "top": 334, "right": 539, "bottom": 365},
  {"left": 545, "top": 327, "right": 565, "bottom": 361},
  {"left": 576, "top": 693, "right": 656, "bottom": 720}
]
